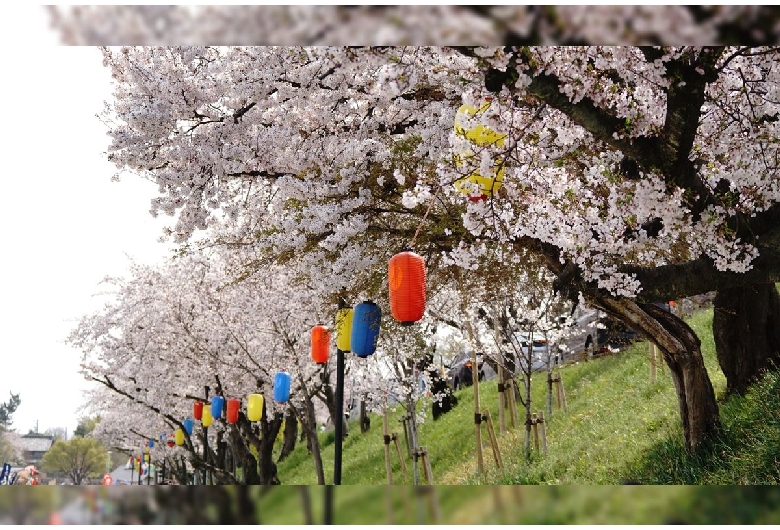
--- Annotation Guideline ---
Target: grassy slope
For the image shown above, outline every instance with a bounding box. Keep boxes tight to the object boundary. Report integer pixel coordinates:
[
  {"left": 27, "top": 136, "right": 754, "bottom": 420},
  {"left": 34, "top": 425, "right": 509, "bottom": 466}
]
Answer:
[{"left": 260, "top": 307, "right": 780, "bottom": 522}]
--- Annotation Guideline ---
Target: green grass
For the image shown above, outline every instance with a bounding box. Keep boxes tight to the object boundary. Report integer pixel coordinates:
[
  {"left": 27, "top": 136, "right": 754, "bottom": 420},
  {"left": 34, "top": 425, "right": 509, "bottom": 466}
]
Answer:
[
  {"left": 255, "top": 307, "right": 780, "bottom": 521},
  {"left": 278, "top": 308, "right": 741, "bottom": 486}
]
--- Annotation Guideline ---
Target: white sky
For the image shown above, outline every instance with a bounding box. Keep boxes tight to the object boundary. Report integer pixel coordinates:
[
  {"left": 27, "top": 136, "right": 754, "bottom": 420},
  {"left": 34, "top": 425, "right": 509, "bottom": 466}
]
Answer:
[{"left": 1, "top": 7, "right": 173, "bottom": 436}]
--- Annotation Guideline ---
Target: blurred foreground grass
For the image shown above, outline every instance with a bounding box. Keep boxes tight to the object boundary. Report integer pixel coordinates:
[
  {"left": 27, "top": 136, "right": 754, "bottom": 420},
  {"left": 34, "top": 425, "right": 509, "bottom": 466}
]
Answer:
[{"left": 2, "top": 484, "right": 780, "bottom": 524}]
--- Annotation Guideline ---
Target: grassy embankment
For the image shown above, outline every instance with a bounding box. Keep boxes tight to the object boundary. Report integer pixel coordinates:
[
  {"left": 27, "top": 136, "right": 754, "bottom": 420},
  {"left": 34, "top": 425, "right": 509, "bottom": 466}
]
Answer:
[{"left": 259, "top": 307, "right": 780, "bottom": 522}]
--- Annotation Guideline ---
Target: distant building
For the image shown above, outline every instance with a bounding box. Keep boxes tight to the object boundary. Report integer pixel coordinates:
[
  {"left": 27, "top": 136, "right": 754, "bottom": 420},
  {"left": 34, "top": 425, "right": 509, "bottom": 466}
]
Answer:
[{"left": 18, "top": 433, "right": 55, "bottom": 466}]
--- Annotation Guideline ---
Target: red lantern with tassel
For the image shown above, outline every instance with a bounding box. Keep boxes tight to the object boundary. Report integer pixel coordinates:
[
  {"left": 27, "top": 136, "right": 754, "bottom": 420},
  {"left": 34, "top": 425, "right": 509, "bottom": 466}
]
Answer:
[
  {"left": 311, "top": 325, "right": 331, "bottom": 364},
  {"left": 388, "top": 249, "right": 426, "bottom": 325}
]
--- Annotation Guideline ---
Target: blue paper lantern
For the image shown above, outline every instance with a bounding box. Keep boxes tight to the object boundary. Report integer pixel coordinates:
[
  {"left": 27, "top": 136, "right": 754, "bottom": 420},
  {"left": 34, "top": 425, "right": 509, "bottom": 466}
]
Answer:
[
  {"left": 351, "top": 300, "right": 381, "bottom": 357},
  {"left": 148, "top": 439, "right": 155, "bottom": 448},
  {"left": 274, "top": 371, "right": 291, "bottom": 403},
  {"left": 183, "top": 417, "right": 194, "bottom": 436},
  {"left": 211, "top": 396, "right": 225, "bottom": 420}
]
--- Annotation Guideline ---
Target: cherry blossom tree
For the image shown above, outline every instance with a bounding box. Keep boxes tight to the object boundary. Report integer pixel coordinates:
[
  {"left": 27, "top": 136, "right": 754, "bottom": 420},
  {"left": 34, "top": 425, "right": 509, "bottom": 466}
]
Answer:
[
  {"left": 48, "top": 6, "right": 780, "bottom": 47},
  {"left": 70, "top": 253, "right": 321, "bottom": 484},
  {"left": 92, "top": 45, "right": 780, "bottom": 454}
]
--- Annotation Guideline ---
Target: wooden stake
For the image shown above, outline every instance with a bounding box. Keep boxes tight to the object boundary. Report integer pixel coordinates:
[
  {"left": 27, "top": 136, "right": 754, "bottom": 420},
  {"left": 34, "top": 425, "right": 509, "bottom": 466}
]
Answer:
[
  {"left": 531, "top": 412, "right": 540, "bottom": 451},
  {"left": 554, "top": 370, "right": 568, "bottom": 412},
  {"left": 418, "top": 446, "right": 434, "bottom": 485},
  {"left": 415, "top": 483, "right": 440, "bottom": 524},
  {"left": 399, "top": 415, "right": 412, "bottom": 459},
  {"left": 649, "top": 342, "right": 657, "bottom": 382},
  {"left": 457, "top": 269, "right": 484, "bottom": 475},
  {"left": 538, "top": 411, "right": 548, "bottom": 456},
  {"left": 506, "top": 379, "right": 518, "bottom": 429},
  {"left": 383, "top": 396, "right": 393, "bottom": 485},
  {"left": 482, "top": 409, "right": 503, "bottom": 469},
  {"left": 494, "top": 318, "right": 507, "bottom": 434},
  {"left": 392, "top": 433, "right": 407, "bottom": 474}
]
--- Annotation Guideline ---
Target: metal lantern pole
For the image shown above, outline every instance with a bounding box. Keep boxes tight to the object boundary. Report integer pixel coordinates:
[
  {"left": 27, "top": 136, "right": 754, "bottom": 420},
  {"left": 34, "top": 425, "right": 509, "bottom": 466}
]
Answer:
[
  {"left": 203, "top": 385, "right": 210, "bottom": 485},
  {"left": 334, "top": 346, "right": 345, "bottom": 485},
  {"left": 333, "top": 299, "right": 352, "bottom": 486}
]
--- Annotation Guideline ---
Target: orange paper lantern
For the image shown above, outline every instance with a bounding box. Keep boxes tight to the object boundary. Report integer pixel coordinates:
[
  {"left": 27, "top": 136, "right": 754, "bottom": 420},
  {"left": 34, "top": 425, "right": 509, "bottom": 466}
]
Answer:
[
  {"left": 311, "top": 325, "right": 331, "bottom": 364},
  {"left": 388, "top": 250, "right": 426, "bottom": 325}
]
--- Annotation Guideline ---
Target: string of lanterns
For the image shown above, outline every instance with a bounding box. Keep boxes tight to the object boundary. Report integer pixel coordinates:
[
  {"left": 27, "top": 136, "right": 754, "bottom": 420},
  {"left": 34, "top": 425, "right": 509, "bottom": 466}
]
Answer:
[
  {"left": 167, "top": 248, "right": 427, "bottom": 437},
  {"left": 147, "top": 98, "right": 506, "bottom": 483},
  {"left": 165, "top": 99, "right": 508, "bottom": 454}
]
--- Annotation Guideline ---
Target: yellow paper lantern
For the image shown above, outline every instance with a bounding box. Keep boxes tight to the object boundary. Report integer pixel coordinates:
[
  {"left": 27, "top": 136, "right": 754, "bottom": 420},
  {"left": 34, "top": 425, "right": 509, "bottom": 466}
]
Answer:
[
  {"left": 174, "top": 429, "right": 184, "bottom": 446},
  {"left": 247, "top": 394, "right": 264, "bottom": 422},
  {"left": 202, "top": 405, "right": 213, "bottom": 428},
  {"left": 453, "top": 99, "right": 507, "bottom": 200},
  {"left": 335, "top": 307, "right": 353, "bottom": 352}
]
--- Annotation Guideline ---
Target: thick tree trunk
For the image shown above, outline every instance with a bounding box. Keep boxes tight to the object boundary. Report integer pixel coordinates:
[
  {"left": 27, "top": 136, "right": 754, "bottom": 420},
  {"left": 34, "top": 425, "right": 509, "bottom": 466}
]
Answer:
[
  {"left": 278, "top": 405, "right": 298, "bottom": 462},
  {"left": 296, "top": 373, "right": 326, "bottom": 485},
  {"left": 259, "top": 412, "right": 283, "bottom": 484},
  {"left": 302, "top": 398, "right": 325, "bottom": 485},
  {"left": 359, "top": 399, "right": 371, "bottom": 433},
  {"left": 713, "top": 283, "right": 780, "bottom": 395},
  {"left": 599, "top": 299, "right": 722, "bottom": 451},
  {"left": 320, "top": 366, "right": 349, "bottom": 437}
]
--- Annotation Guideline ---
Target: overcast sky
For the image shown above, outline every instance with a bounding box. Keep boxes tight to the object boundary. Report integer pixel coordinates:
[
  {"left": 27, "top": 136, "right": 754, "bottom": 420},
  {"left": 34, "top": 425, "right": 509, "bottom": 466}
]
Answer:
[{"left": 1, "top": 7, "right": 173, "bottom": 436}]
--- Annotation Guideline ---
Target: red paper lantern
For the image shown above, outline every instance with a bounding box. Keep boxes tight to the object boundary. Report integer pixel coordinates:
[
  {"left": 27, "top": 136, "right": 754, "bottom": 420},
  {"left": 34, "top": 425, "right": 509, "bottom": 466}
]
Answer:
[
  {"left": 226, "top": 398, "right": 240, "bottom": 424},
  {"left": 193, "top": 401, "right": 204, "bottom": 421},
  {"left": 388, "top": 250, "right": 426, "bottom": 325},
  {"left": 311, "top": 325, "right": 331, "bottom": 364}
]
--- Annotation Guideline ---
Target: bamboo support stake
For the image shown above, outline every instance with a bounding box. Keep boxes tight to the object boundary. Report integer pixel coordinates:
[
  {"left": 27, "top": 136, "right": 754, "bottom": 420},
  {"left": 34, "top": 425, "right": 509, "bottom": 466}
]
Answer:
[
  {"left": 649, "top": 343, "right": 657, "bottom": 382},
  {"left": 428, "top": 486, "right": 441, "bottom": 524},
  {"left": 483, "top": 409, "right": 503, "bottom": 469},
  {"left": 494, "top": 317, "right": 507, "bottom": 434},
  {"left": 399, "top": 415, "right": 413, "bottom": 459},
  {"left": 492, "top": 486, "right": 508, "bottom": 524},
  {"left": 507, "top": 380, "right": 518, "bottom": 429},
  {"left": 553, "top": 370, "right": 568, "bottom": 412},
  {"left": 419, "top": 446, "right": 434, "bottom": 485},
  {"left": 531, "top": 413, "right": 540, "bottom": 451},
  {"left": 392, "top": 433, "right": 407, "bottom": 474},
  {"left": 383, "top": 396, "right": 393, "bottom": 485},
  {"left": 458, "top": 269, "right": 484, "bottom": 475},
  {"left": 560, "top": 375, "right": 568, "bottom": 412}
]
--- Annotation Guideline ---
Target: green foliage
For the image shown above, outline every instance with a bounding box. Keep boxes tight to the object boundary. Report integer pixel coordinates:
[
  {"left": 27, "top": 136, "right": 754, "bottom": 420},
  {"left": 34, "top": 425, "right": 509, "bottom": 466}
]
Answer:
[
  {"left": 40, "top": 436, "right": 107, "bottom": 485},
  {"left": 0, "top": 392, "right": 21, "bottom": 430},
  {"left": 73, "top": 415, "right": 101, "bottom": 438}
]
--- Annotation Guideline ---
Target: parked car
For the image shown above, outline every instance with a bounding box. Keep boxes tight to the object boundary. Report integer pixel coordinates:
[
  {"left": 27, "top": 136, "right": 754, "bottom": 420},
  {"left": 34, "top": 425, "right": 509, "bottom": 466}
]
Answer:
[
  {"left": 512, "top": 333, "right": 561, "bottom": 372},
  {"left": 561, "top": 305, "right": 641, "bottom": 358},
  {"left": 446, "top": 351, "right": 486, "bottom": 390}
]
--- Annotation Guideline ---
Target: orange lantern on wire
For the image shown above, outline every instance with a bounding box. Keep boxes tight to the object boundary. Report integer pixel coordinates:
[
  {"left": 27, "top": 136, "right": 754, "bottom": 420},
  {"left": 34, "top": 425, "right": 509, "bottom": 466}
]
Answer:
[
  {"left": 226, "top": 398, "right": 240, "bottom": 424},
  {"left": 389, "top": 248, "right": 427, "bottom": 325},
  {"left": 311, "top": 325, "right": 331, "bottom": 364}
]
